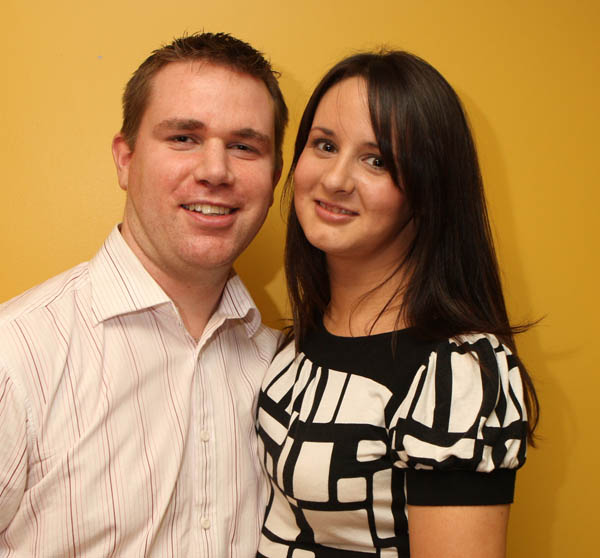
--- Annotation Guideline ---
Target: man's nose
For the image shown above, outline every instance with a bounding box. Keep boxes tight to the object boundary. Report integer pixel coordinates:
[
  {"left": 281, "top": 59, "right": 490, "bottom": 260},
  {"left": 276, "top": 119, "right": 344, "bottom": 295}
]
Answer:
[{"left": 192, "top": 141, "right": 233, "bottom": 186}]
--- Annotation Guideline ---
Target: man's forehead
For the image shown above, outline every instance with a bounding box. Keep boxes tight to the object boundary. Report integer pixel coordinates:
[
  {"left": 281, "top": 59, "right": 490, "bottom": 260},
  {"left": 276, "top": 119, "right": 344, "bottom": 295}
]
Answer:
[
  {"left": 144, "top": 60, "right": 275, "bottom": 130},
  {"left": 149, "top": 60, "right": 268, "bottom": 101}
]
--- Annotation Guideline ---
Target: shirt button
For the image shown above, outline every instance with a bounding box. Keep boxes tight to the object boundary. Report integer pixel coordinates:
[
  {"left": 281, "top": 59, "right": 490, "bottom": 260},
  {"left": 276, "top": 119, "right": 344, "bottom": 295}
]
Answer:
[
  {"left": 200, "top": 430, "right": 210, "bottom": 442},
  {"left": 200, "top": 517, "right": 211, "bottom": 529}
]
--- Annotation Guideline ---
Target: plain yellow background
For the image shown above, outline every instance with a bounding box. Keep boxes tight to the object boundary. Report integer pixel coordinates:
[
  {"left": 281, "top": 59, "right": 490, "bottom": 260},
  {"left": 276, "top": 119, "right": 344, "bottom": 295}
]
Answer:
[{"left": 1, "top": 1, "right": 598, "bottom": 555}]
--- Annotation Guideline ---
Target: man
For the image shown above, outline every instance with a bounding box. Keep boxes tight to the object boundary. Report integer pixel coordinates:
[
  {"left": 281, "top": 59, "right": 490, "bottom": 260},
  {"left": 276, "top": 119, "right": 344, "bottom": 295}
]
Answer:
[{"left": 0, "top": 32, "right": 288, "bottom": 557}]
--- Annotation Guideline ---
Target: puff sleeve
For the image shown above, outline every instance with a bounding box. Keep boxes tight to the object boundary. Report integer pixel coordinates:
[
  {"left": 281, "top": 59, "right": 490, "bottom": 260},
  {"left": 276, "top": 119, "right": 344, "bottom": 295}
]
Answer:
[{"left": 389, "top": 333, "right": 528, "bottom": 506}]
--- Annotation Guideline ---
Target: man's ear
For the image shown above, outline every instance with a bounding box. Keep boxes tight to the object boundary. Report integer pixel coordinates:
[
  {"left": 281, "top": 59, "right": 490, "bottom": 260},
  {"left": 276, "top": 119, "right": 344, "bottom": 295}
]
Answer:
[{"left": 112, "top": 133, "right": 133, "bottom": 191}]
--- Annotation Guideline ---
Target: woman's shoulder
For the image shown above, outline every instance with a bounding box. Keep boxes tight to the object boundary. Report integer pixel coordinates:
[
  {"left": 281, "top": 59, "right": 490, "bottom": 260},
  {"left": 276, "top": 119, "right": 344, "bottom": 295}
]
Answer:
[
  {"left": 426, "top": 333, "right": 523, "bottom": 412},
  {"left": 389, "top": 331, "right": 528, "bottom": 473}
]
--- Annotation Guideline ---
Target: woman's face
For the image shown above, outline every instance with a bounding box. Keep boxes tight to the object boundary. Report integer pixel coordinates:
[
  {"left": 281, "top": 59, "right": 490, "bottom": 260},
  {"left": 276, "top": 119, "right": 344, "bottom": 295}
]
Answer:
[
  {"left": 294, "top": 76, "right": 413, "bottom": 270},
  {"left": 294, "top": 77, "right": 411, "bottom": 274}
]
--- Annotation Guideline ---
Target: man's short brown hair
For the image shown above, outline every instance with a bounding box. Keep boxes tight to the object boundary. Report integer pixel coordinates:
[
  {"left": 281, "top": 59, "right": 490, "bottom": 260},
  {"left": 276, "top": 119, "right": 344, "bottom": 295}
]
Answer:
[{"left": 120, "top": 32, "right": 288, "bottom": 175}]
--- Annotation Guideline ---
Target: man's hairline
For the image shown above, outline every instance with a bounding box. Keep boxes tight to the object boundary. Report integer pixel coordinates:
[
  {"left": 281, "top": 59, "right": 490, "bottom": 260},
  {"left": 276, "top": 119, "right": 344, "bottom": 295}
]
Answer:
[{"left": 123, "top": 58, "right": 279, "bottom": 154}]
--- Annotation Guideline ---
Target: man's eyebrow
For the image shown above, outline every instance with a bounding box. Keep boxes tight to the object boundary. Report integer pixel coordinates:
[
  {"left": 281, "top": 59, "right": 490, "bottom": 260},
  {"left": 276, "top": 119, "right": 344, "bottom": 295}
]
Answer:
[
  {"left": 232, "top": 128, "right": 272, "bottom": 147},
  {"left": 152, "top": 120, "right": 271, "bottom": 146},
  {"left": 153, "top": 118, "right": 205, "bottom": 133}
]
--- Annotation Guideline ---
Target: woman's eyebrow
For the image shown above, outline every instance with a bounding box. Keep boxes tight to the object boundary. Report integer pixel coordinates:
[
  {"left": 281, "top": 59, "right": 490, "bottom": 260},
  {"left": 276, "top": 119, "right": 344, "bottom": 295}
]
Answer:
[
  {"left": 310, "top": 126, "right": 379, "bottom": 149},
  {"left": 310, "top": 126, "right": 335, "bottom": 136}
]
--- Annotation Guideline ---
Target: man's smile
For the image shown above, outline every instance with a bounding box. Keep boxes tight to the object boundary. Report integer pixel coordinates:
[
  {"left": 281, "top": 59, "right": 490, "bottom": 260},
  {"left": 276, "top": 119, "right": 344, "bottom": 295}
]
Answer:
[{"left": 181, "top": 203, "right": 237, "bottom": 215}]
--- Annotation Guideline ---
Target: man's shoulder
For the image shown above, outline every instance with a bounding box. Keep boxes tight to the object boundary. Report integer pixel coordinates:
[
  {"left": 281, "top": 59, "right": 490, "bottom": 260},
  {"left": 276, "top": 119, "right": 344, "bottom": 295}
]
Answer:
[
  {"left": 0, "top": 261, "right": 90, "bottom": 328},
  {"left": 252, "top": 322, "right": 285, "bottom": 348}
]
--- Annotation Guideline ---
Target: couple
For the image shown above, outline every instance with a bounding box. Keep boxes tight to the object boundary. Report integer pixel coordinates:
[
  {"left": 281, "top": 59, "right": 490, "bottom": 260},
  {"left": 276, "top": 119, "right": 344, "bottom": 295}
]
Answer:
[{"left": 0, "top": 32, "right": 537, "bottom": 557}]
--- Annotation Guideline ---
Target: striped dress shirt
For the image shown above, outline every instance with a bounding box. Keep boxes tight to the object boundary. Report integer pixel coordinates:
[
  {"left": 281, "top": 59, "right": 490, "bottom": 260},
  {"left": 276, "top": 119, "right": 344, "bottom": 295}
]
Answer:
[{"left": 0, "top": 226, "right": 280, "bottom": 557}]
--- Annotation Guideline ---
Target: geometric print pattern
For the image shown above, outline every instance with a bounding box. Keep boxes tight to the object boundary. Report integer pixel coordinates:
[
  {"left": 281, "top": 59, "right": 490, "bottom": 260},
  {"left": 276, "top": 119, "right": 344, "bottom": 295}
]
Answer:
[{"left": 256, "top": 325, "right": 528, "bottom": 557}]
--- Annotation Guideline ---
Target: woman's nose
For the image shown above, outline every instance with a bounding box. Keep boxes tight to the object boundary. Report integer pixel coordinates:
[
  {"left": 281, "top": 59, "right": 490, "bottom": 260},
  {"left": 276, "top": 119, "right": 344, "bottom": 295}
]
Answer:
[{"left": 320, "top": 157, "right": 355, "bottom": 195}]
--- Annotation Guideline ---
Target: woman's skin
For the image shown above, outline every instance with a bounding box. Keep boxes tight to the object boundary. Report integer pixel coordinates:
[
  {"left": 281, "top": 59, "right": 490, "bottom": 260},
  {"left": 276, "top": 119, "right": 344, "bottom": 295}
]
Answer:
[
  {"left": 293, "top": 75, "right": 511, "bottom": 557},
  {"left": 408, "top": 505, "right": 510, "bottom": 558}
]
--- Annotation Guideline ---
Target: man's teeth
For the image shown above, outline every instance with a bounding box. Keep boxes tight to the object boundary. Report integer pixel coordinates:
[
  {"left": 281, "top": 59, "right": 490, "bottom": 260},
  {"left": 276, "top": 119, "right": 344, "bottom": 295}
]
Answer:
[
  {"left": 183, "top": 203, "right": 232, "bottom": 215},
  {"left": 318, "top": 201, "right": 355, "bottom": 215}
]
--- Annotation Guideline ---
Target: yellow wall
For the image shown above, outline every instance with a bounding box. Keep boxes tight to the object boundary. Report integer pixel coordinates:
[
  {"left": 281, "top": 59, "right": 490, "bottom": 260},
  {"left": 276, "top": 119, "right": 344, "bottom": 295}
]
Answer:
[{"left": 1, "top": 1, "right": 598, "bottom": 555}]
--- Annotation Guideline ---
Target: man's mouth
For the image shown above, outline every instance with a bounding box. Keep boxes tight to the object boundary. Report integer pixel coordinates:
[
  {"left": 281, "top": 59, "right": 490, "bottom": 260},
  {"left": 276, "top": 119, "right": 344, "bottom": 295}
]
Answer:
[
  {"left": 182, "top": 203, "right": 235, "bottom": 215},
  {"left": 317, "top": 200, "right": 358, "bottom": 216}
]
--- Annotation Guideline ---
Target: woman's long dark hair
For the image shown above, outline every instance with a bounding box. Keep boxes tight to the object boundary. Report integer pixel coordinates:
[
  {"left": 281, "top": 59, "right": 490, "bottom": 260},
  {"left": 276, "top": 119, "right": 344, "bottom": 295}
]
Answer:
[{"left": 284, "top": 50, "right": 539, "bottom": 441}]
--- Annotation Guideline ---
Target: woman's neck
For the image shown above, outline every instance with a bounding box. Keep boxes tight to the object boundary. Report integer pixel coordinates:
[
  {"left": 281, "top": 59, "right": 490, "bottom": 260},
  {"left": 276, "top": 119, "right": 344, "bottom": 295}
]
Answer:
[{"left": 325, "top": 257, "right": 409, "bottom": 337}]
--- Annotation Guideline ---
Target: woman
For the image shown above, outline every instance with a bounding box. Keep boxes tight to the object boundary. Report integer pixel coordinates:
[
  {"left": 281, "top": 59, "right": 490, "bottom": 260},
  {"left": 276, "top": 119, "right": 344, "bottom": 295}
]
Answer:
[{"left": 256, "top": 51, "right": 538, "bottom": 558}]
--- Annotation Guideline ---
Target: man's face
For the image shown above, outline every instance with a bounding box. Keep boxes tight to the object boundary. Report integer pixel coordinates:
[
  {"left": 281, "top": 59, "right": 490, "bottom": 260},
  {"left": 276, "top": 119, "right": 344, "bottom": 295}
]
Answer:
[{"left": 113, "top": 61, "right": 278, "bottom": 285}]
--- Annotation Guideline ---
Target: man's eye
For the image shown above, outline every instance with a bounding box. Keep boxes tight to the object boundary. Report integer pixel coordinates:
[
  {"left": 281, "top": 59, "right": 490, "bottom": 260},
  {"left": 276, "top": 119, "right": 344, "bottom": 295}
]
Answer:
[
  {"left": 230, "top": 144, "right": 260, "bottom": 156},
  {"left": 171, "top": 135, "right": 193, "bottom": 143}
]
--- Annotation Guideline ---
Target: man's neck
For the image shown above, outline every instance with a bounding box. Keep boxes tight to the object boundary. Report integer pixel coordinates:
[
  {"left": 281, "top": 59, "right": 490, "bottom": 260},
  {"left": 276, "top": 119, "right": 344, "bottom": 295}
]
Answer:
[
  {"left": 117, "top": 224, "right": 232, "bottom": 340},
  {"left": 150, "top": 264, "right": 231, "bottom": 340}
]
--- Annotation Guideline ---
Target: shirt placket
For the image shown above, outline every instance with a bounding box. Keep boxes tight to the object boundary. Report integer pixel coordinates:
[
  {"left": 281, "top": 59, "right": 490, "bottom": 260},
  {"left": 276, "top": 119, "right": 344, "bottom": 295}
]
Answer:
[{"left": 194, "top": 342, "right": 218, "bottom": 556}]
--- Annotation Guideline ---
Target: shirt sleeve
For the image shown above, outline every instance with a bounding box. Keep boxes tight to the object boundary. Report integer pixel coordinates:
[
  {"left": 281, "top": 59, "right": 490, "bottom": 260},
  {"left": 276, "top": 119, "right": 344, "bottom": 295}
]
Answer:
[
  {"left": 0, "top": 365, "right": 28, "bottom": 531},
  {"left": 389, "top": 334, "right": 528, "bottom": 506}
]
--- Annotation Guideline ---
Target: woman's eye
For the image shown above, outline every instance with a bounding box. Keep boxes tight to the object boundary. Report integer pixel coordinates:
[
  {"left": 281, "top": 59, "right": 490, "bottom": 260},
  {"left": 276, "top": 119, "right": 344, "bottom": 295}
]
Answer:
[
  {"left": 366, "top": 155, "right": 385, "bottom": 169},
  {"left": 312, "top": 139, "right": 336, "bottom": 153}
]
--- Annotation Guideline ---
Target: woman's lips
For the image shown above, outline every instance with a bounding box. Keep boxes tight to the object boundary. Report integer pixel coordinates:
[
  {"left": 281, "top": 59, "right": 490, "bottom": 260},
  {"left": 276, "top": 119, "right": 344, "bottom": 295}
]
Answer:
[{"left": 317, "top": 200, "right": 358, "bottom": 216}]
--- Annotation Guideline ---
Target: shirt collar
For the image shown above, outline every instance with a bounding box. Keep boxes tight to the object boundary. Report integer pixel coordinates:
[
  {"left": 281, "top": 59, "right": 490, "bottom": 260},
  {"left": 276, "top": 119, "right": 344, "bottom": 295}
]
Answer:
[
  {"left": 213, "top": 273, "right": 262, "bottom": 338},
  {"left": 89, "top": 225, "right": 171, "bottom": 323},
  {"left": 89, "top": 225, "right": 262, "bottom": 337}
]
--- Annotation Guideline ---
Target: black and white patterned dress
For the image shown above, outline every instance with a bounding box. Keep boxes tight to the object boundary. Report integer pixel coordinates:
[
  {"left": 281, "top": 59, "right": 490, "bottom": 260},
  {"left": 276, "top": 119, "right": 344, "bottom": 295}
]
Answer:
[{"left": 256, "top": 323, "right": 528, "bottom": 557}]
